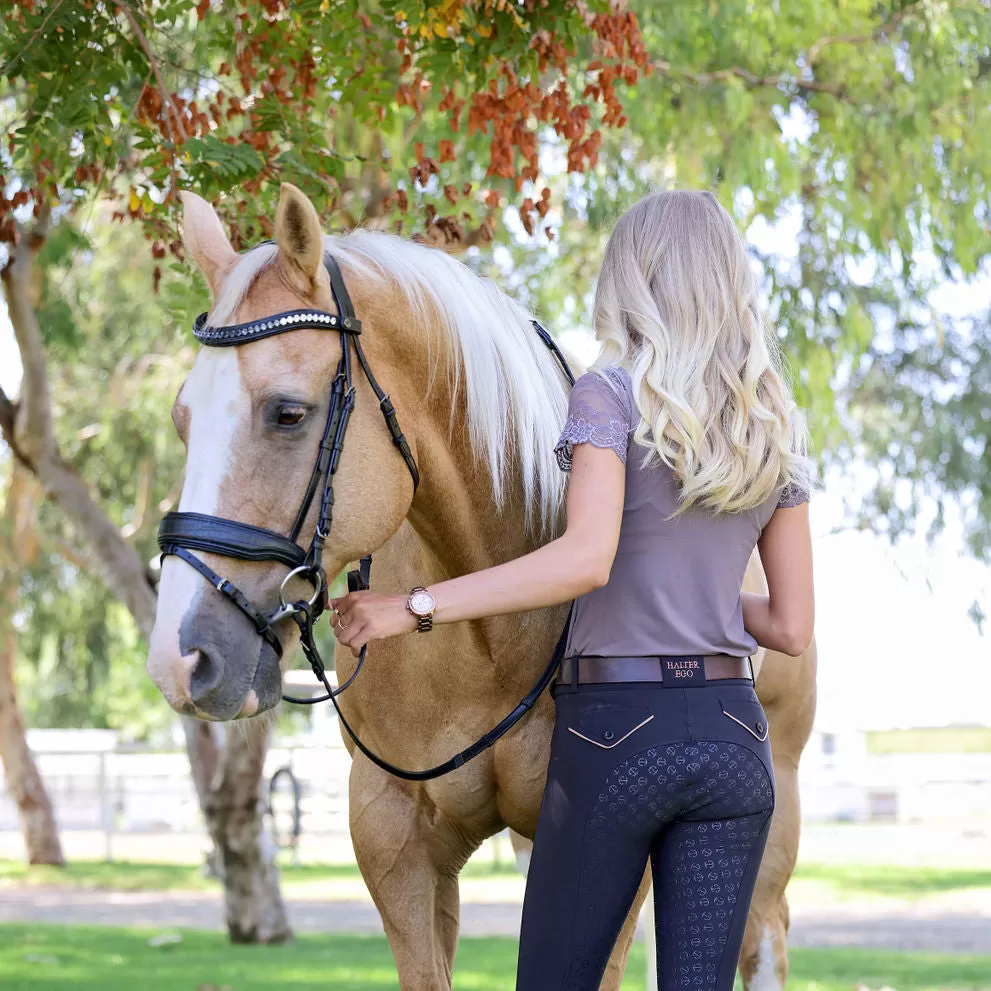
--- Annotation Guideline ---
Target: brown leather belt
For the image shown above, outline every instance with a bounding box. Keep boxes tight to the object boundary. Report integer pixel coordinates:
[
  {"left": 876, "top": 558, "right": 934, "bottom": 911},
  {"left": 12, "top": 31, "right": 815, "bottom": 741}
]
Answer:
[{"left": 556, "top": 654, "right": 751, "bottom": 688}]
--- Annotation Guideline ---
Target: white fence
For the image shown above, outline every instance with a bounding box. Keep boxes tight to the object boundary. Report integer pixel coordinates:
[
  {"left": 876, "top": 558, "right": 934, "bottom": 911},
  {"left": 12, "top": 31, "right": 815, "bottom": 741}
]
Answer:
[
  {"left": 798, "top": 727, "right": 991, "bottom": 824},
  {"left": 0, "top": 736, "right": 354, "bottom": 860},
  {"left": 4, "top": 725, "right": 991, "bottom": 861}
]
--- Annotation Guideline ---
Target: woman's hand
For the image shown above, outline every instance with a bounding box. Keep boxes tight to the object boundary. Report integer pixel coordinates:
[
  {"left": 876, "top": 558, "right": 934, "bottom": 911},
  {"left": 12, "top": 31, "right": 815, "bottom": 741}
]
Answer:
[{"left": 329, "top": 591, "right": 417, "bottom": 656}]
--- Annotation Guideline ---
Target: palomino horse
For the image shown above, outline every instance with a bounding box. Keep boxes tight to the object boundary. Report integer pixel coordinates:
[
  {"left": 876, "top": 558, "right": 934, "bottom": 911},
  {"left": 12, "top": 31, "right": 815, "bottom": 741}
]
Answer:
[{"left": 148, "top": 184, "right": 816, "bottom": 990}]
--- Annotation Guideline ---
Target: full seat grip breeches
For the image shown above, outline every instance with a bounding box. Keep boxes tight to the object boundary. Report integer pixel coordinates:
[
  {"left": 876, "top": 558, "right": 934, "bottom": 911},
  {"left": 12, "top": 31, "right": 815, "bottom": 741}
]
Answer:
[{"left": 516, "top": 679, "right": 775, "bottom": 991}]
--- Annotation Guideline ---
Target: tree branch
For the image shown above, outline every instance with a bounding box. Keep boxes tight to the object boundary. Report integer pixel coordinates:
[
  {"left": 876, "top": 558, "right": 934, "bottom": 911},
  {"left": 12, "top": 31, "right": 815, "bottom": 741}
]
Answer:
[
  {"left": 652, "top": 59, "right": 850, "bottom": 102},
  {"left": 49, "top": 538, "right": 91, "bottom": 573},
  {"left": 116, "top": 2, "right": 188, "bottom": 143},
  {"left": 653, "top": 2, "right": 934, "bottom": 105},
  {"left": 0, "top": 238, "right": 157, "bottom": 638},
  {"left": 806, "top": 1, "right": 925, "bottom": 66},
  {"left": 0, "top": 0, "right": 69, "bottom": 77},
  {"left": 1, "top": 202, "right": 54, "bottom": 462},
  {"left": 40, "top": 456, "right": 157, "bottom": 635},
  {"left": 6, "top": 447, "right": 158, "bottom": 636},
  {"left": 0, "top": 387, "right": 17, "bottom": 454}
]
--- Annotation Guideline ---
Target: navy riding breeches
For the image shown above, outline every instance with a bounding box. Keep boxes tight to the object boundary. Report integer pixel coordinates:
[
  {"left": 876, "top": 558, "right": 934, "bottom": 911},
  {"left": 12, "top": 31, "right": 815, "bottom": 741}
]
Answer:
[{"left": 516, "top": 676, "right": 775, "bottom": 991}]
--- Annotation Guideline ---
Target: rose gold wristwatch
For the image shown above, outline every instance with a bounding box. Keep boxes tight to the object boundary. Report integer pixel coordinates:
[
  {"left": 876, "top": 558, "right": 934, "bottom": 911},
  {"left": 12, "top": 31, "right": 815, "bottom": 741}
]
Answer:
[{"left": 406, "top": 586, "right": 436, "bottom": 633}]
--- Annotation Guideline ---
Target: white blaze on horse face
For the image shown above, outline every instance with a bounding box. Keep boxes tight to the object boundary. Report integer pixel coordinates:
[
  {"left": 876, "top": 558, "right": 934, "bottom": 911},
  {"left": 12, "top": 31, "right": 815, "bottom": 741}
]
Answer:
[
  {"left": 148, "top": 348, "right": 244, "bottom": 706},
  {"left": 177, "top": 347, "right": 243, "bottom": 516}
]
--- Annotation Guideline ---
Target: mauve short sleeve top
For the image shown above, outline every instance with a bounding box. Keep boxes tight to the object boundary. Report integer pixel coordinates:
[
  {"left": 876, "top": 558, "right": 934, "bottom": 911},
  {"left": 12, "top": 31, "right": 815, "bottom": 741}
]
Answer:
[{"left": 554, "top": 367, "right": 809, "bottom": 659}]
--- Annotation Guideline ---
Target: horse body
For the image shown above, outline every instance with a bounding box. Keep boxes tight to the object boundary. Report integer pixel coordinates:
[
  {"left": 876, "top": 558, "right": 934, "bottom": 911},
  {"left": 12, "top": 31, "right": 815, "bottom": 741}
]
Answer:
[{"left": 148, "top": 185, "right": 815, "bottom": 991}]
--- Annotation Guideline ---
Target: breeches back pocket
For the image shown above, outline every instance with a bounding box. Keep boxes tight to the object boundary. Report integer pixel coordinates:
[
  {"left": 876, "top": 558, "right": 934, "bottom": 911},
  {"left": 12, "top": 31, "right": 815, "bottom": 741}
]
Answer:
[
  {"left": 566, "top": 704, "right": 654, "bottom": 750},
  {"left": 719, "top": 698, "right": 769, "bottom": 741}
]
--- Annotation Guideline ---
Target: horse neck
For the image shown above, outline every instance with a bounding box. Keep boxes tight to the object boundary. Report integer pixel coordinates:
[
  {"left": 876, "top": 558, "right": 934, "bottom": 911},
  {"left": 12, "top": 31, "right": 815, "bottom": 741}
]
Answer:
[
  {"left": 406, "top": 388, "right": 548, "bottom": 580},
  {"left": 340, "top": 252, "right": 563, "bottom": 581}
]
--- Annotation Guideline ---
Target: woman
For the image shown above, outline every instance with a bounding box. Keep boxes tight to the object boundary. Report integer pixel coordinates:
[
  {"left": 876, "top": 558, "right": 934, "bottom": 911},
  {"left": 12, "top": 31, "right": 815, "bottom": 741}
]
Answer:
[{"left": 331, "top": 189, "right": 814, "bottom": 990}]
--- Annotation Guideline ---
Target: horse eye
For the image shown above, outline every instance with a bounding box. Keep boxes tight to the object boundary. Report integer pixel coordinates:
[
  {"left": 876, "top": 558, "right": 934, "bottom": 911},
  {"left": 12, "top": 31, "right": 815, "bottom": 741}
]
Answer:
[{"left": 277, "top": 405, "right": 307, "bottom": 427}]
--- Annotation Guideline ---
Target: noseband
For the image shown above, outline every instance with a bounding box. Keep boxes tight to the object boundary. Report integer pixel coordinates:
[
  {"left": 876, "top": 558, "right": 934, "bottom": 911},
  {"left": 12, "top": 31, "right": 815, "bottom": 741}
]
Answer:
[{"left": 158, "top": 251, "right": 575, "bottom": 780}]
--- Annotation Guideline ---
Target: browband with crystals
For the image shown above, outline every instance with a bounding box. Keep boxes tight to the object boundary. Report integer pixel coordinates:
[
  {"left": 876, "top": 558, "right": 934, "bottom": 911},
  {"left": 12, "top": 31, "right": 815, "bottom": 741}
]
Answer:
[{"left": 192, "top": 308, "right": 361, "bottom": 347}]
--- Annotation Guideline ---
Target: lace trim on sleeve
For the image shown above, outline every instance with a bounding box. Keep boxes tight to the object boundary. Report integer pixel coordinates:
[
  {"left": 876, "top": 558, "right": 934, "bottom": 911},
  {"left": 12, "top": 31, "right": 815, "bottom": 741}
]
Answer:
[
  {"left": 777, "top": 481, "right": 810, "bottom": 508},
  {"left": 554, "top": 371, "right": 631, "bottom": 472}
]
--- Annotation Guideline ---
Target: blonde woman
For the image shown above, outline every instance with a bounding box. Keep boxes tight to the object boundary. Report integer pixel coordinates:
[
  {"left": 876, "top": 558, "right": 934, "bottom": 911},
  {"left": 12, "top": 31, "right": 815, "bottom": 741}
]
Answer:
[{"left": 332, "top": 190, "right": 814, "bottom": 990}]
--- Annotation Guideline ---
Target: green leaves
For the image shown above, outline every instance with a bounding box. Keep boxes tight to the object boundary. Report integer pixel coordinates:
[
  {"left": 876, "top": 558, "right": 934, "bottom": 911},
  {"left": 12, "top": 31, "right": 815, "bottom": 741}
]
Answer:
[
  {"left": 184, "top": 137, "right": 266, "bottom": 194},
  {"left": 2, "top": 0, "right": 990, "bottom": 572}
]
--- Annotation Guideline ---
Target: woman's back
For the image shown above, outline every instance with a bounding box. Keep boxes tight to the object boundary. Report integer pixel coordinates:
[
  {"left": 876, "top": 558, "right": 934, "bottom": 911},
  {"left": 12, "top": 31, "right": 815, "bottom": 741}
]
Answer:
[{"left": 556, "top": 366, "right": 806, "bottom": 659}]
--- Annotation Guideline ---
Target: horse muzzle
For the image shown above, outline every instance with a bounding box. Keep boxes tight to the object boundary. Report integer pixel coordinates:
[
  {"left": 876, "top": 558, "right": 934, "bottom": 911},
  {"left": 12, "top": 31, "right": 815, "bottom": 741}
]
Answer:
[{"left": 148, "top": 589, "right": 286, "bottom": 721}]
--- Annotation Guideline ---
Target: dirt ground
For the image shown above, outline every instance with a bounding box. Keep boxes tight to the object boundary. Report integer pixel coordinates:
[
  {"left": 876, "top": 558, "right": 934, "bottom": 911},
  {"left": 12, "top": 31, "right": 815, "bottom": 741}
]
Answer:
[
  {"left": 2, "top": 881, "right": 991, "bottom": 953},
  {"left": 1, "top": 822, "right": 989, "bottom": 953}
]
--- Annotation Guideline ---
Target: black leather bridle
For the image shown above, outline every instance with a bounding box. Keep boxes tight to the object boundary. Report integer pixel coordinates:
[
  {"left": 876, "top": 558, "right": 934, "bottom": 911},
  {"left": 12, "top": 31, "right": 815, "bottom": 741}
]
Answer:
[{"left": 158, "top": 251, "right": 575, "bottom": 781}]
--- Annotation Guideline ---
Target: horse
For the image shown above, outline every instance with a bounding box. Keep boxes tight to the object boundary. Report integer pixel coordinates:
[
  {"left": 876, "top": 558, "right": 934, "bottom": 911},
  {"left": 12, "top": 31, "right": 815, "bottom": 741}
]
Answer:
[{"left": 147, "top": 183, "right": 817, "bottom": 990}]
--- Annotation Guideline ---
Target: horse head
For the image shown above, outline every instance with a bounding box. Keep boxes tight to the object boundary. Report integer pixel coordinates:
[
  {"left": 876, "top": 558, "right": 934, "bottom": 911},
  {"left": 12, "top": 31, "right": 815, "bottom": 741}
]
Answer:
[{"left": 147, "top": 185, "right": 417, "bottom": 720}]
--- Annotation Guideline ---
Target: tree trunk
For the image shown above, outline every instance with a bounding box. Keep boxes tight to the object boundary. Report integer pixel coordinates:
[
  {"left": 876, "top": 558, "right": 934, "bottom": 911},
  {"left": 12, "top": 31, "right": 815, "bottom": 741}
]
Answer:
[
  {"left": 0, "top": 211, "right": 291, "bottom": 939},
  {"left": 0, "top": 466, "right": 64, "bottom": 865},
  {"left": 0, "top": 622, "right": 65, "bottom": 865},
  {"left": 203, "top": 719, "right": 292, "bottom": 944}
]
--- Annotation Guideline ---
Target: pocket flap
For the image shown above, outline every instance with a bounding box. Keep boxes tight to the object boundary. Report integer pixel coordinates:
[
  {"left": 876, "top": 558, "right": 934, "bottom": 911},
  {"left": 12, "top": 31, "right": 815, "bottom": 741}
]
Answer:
[
  {"left": 566, "top": 704, "right": 654, "bottom": 750},
  {"left": 719, "top": 699, "right": 769, "bottom": 741}
]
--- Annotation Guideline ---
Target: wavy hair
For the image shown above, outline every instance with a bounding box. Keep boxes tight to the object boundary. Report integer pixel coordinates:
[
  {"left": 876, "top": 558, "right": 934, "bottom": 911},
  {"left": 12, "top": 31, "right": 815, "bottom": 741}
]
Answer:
[{"left": 592, "top": 190, "right": 813, "bottom": 514}]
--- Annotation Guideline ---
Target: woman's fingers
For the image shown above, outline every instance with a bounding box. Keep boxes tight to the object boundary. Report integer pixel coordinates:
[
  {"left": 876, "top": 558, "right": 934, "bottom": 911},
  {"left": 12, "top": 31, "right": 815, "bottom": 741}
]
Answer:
[{"left": 334, "top": 615, "right": 369, "bottom": 651}]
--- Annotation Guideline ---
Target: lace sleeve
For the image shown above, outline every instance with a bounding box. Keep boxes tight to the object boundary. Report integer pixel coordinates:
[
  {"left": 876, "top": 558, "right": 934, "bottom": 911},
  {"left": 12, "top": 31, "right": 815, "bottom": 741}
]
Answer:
[
  {"left": 777, "top": 481, "right": 810, "bottom": 508},
  {"left": 554, "top": 368, "right": 633, "bottom": 472}
]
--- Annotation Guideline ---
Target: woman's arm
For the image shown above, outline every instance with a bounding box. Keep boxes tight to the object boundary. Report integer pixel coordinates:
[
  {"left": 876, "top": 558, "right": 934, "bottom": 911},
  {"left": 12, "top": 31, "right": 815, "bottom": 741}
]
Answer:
[
  {"left": 741, "top": 501, "right": 814, "bottom": 656},
  {"left": 330, "top": 442, "right": 626, "bottom": 653}
]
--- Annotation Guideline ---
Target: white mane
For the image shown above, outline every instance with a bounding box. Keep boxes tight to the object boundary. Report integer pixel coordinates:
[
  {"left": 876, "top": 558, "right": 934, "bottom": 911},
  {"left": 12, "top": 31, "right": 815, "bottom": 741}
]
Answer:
[{"left": 208, "top": 232, "right": 570, "bottom": 534}]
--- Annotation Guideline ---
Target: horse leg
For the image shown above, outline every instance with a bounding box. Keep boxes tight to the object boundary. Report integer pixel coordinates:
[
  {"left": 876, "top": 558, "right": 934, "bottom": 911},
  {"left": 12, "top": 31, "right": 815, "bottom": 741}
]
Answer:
[
  {"left": 740, "top": 644, "right": 817, "bottom": 990},
  {"left": 349, "top": 761, "right": 478, "bottom": 991},
  {"left": 737, "top": 748, "right": 799, "bottom": 990}
]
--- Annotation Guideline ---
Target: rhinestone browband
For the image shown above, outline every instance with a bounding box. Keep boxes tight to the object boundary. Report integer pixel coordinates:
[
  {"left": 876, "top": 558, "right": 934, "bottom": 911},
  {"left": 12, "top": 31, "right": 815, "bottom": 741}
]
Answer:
[{"left": 192, "top": 308, "right": 362, "bottom": 347}]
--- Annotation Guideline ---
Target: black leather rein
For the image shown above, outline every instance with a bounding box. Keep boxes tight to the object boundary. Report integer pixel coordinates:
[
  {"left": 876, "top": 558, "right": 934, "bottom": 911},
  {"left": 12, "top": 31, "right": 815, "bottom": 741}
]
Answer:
[{"left": 157, "top": 251, "right": 575, "bottom": 781}]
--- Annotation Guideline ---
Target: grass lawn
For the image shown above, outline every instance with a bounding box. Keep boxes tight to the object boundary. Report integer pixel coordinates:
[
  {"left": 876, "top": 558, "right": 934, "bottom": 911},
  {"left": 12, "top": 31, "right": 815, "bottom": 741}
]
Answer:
[
  {"left": 1, "top": 925, "right": 990, "bottom": 990},
  {"left": 866, "top": 726, "right": 991, "bottom": 754},
  {"left": 0, "top": 857, "right": 522, "bottom": 892},
  {"left": 3, "top": 858, "right": 990, "bottom": 902},
  {"left": 789, "top": 863, "right": 991, "bottom": 900}
]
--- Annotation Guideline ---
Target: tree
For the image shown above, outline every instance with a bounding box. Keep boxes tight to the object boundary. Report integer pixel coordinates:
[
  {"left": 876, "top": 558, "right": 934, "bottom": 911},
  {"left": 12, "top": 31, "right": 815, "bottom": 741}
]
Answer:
[
  {"left": 2, "top": 0, "right": 647, "bottom": 246},
  {"left": 475, "top": 0, "right": 991, "bottom": 556},
  {"left": 10, "top": 216, "right": 192, "bottom": 736},
  {"left": 0, "top": 463, "right": 63, "bottom": 866},
  {"left": 5, "top": 2, "right": 988, "bottom": 546}
]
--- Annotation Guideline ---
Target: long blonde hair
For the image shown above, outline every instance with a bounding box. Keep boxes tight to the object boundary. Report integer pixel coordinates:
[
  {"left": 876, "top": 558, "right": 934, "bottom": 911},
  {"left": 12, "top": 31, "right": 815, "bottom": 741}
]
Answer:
[{"left": 593, "top": 190, "right": 813, "bottom": 514}]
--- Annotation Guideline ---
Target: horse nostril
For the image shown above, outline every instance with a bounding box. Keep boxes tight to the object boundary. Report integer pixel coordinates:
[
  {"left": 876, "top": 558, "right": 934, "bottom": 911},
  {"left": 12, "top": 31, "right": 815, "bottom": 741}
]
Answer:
[{"left": 188, "top": 648, "right": 225, "bottom": 706}]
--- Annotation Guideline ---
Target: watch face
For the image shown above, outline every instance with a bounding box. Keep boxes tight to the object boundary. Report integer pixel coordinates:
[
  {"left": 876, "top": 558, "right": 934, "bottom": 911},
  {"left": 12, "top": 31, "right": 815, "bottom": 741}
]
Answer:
[{"left": 409, "top": 590, "right": 435, "bottom": 616}]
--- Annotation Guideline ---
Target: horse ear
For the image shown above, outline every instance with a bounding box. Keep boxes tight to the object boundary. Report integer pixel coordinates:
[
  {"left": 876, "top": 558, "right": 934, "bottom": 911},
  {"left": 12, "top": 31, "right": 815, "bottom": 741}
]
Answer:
[
  {"left": 275, "top": 183, "right": 324, "bottom": 287},
  {"left": 180, "top": 191, "right": 236, "bottom": 296}
]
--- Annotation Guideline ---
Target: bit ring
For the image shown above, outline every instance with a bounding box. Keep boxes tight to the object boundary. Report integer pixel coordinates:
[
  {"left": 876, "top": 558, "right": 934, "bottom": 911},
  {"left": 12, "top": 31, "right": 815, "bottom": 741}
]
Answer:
[{"left": 278, "top": 566, "right": 325, "bottom": 610}]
